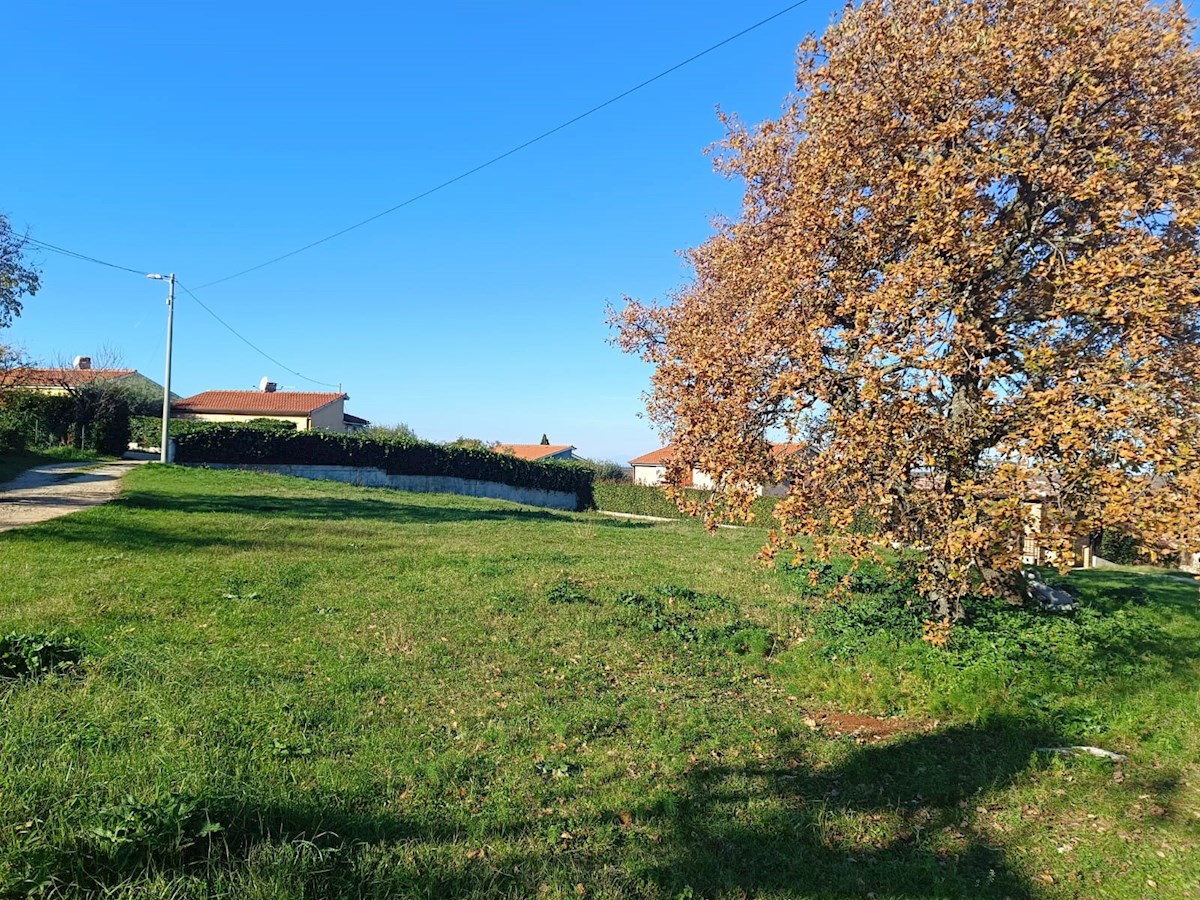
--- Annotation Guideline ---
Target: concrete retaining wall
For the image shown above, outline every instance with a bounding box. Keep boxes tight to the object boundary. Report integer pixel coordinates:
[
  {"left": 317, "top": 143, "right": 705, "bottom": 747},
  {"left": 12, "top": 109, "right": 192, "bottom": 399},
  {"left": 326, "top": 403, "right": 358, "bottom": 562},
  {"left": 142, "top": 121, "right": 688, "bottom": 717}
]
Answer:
[{"left": 191, "top": 463, "right": 580, "bottom": 510}]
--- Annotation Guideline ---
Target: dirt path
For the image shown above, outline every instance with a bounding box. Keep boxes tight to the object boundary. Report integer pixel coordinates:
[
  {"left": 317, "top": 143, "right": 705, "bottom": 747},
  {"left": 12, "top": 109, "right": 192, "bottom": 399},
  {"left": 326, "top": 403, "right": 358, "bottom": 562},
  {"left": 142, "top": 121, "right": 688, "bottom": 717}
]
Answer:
[{"left": 0, "top": 459, "right": 147, "bottom": 532}]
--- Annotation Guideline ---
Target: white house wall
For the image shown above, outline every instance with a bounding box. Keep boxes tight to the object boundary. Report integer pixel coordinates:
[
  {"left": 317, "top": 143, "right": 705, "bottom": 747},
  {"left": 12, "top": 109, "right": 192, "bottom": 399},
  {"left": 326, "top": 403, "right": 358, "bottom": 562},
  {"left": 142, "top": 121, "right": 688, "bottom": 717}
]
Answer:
[{"left": 633, "top": 464, "right": 666, "bottom": 486}]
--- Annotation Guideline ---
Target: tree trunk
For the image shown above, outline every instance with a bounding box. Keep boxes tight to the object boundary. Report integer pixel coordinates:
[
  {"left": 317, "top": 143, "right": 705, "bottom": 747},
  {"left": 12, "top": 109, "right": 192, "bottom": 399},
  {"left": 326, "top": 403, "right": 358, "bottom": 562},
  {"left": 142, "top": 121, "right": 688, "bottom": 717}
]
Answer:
[{"left": 925, "top": 557, "right": 967, "bottom": 621}]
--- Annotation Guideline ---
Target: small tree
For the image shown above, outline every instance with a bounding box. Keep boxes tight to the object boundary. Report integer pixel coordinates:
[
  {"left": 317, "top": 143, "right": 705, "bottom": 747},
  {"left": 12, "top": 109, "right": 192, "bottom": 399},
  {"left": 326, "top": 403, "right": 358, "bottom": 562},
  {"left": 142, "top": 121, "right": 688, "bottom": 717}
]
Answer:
[
  {"left": 0, "top": 214, "right": 40, "bottom": 329},
  {"left": 449, "top": 437, "right": 491, "bottom": 451},
  {"left": 617, "top": 0, "right": 1200, "bottom": 620},
  {"left": 361, "top": 422, "right": 418, "bottom": 441},
  {"left": 47, "top": 349, "right": 134, "bottom": 452},
  {"left": 0, "top": 344, "right": 33, "bottom": 389},
  {"left": 540, "top": 434, "right": 550, "bottom": 445}
]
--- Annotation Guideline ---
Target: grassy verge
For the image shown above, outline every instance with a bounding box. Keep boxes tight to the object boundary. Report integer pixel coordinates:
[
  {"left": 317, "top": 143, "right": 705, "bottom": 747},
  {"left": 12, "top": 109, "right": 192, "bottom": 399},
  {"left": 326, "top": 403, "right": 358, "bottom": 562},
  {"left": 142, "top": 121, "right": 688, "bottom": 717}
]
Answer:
[
  {"left": 0, "top": 448, "right": 109, "bottom": 484},
  {"left": 0, "top": 466, "right": 1196, "bottom": 898}
]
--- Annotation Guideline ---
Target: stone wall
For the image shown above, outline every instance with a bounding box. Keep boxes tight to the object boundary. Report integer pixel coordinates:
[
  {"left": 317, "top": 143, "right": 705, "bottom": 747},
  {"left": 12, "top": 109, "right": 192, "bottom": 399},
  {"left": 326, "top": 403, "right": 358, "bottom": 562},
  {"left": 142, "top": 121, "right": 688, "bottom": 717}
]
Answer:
[{"left": 191, "top": 463, "right": 581, "bottom": 510}]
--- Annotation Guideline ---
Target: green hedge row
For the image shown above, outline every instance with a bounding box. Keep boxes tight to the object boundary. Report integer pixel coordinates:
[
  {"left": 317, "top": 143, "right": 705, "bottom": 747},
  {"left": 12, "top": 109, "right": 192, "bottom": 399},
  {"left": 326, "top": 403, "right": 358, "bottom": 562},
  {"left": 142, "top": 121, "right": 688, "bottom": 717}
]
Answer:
[
  {"left": 0, "top": 392, "right": 130, "bottom": 456},
  {"left": 130, "top": 416, "right": 296, "bottom": 447},
  {"left": 172, "top": 424, "right": 595, "bottom": 509},
  {"left": 593, "top": 482, "right": 780, "bottom": 525}
]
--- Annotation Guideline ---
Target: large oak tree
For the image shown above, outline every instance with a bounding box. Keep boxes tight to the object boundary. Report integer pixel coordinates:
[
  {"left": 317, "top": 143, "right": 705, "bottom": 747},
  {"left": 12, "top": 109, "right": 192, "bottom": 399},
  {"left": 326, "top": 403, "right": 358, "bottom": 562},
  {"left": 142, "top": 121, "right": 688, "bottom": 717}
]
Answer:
[{"left": 618, "top": 0, "right": 1200, "bottom": 619}]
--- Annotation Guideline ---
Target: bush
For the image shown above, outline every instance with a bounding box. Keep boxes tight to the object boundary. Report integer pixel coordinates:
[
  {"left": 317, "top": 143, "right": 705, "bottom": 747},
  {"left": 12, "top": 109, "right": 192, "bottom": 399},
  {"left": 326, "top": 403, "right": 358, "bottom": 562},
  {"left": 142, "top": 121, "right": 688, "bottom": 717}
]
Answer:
[
  {"left": 360, "top": 422, "right": 417, "bottom": 441},
  {"left": 0, "top": 392, "right": 75, "bottom": 448},
  {"left": 0, "top": 414, "right": 25, "bottom": 453},
  {"left": 91, "top": 398, "right": 131, "bottom": 456},
  {"left": 172, "top": 424, "right": 595, "bottom": 509},
  {"left": 1098, "top": 528, "right": 1142, "bottom": 565},
  {"left": 582, "top": 459, "right": 629, "bottom": 482},
  {"left": 593, "top": 482, "right": 779, "bottom": 525}
]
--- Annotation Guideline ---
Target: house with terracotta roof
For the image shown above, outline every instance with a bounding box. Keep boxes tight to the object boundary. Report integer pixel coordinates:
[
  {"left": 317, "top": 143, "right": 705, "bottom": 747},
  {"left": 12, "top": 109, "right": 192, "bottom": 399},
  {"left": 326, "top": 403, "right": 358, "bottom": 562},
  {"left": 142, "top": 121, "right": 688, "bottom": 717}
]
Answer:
[
  {"left": 3, "top": 357, "right": 166, "bottom": 402},
  {"left": 172, "top": 387, "right": 352, "bottom": 432},
  {"left": 494, "top": 443, "right": 578, "bottom": 462},
  {"left": 629, "top": 443, "right": 802, "bottom": 496}
]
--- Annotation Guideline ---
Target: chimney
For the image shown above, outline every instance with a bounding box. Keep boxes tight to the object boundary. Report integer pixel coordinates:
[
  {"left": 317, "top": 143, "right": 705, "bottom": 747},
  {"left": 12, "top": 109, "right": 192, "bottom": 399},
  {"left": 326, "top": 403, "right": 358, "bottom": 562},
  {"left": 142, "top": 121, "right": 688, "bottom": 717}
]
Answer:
[{"left": 73, "top": 356, "right": 92, "bottom": 370}]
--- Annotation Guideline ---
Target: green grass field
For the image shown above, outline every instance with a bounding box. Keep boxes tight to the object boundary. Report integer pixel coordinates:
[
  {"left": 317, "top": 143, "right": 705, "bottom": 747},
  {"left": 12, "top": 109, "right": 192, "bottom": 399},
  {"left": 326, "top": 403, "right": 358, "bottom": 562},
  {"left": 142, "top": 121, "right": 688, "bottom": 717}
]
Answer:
[{"left": 0, "top": 466, "right": 1196, "bottom": 898}]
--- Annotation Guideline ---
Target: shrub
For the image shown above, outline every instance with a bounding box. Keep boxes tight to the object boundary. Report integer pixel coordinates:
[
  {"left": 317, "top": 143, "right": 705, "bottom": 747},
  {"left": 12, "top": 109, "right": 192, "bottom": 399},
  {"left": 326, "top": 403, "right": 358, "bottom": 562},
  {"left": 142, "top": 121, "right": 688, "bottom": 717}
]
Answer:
[
  {"left": 129, "top": 415, "right": 161, "bottom": 448},
  {"left": 1098, "top": 528, "right": 1143, "bottom": 565},
  {"left": 0, "top": 392, "right": 75, "bottom": 448},
  {"left": 172, "top": 424, "right": 595, "bottom": 509},
  {"left": 0, "top": 414, "right": 26, "bottom": 453},
  {"left": 360, "top": 422, "right": 417, "bottom": 441},
  {"left": 582, "top": 459, "right": 629, "bottom": 482},
  {"left": 91, "top": 397, "right": 131, "bottom": 456}
]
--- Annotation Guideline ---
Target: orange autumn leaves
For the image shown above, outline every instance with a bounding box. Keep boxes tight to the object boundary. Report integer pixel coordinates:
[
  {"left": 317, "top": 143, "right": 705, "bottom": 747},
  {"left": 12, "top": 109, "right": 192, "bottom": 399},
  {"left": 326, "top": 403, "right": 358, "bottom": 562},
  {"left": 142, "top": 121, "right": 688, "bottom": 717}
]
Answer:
[{"left": 616, "top": 0, "right": 1200, "bottom": 620}]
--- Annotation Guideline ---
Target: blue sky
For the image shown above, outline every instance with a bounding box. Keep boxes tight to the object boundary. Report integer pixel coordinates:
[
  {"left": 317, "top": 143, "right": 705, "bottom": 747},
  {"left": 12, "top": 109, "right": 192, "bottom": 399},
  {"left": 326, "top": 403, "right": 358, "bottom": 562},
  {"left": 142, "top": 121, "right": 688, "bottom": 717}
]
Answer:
[{"left": 6, "top": 0, "right": 842, "bottom": 462}]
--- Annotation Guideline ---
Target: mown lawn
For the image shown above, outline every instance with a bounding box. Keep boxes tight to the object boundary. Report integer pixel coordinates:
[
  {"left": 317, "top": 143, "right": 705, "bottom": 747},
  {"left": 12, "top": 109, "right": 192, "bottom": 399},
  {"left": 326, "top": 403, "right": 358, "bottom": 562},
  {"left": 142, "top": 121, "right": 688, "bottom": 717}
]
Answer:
[{"left": 0, "top": 466, "right": 1196, "bottom": 898}]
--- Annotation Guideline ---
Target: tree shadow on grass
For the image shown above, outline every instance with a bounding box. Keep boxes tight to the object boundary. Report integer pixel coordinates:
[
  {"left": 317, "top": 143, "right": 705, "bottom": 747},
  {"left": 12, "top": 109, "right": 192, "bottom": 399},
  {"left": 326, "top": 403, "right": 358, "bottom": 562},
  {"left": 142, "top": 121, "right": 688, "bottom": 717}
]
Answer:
[
  {"left": 633, "top": 715, "right": 1053, "bottom": 898},
  {"left": 0, "top": 513, "right": 266, "bottom": 554},
  {"left": 27, "top": 718, "right": 1055, "bottom": 898},
  {"left": 115, "top": 490, "right": 653, "bottom": 530},
  {"left": 1062, "top": 568, "right": 1200, "bottom": 620},
  {"left": 0, "top": 491, "right": 651, "bottom": 559}
]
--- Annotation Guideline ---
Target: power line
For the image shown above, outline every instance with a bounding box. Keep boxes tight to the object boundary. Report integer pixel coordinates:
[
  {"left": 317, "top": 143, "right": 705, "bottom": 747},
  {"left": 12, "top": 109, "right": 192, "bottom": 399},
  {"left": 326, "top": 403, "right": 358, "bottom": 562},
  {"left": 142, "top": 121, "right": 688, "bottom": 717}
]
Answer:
[
  {"left": 175, "top": 281, "right": 341, "bottom": 389},
  {"left": 22, "top": 238, "right": 340, "bottom": 389},
  {"left": 23, "top": 236, "right": 148, "bottom": 276},
  {"left": 23, "top": 0, "right": 812, "bottom": 387},
  {"left": 194, "top": 0, "right": 813, "bottom": 290}
]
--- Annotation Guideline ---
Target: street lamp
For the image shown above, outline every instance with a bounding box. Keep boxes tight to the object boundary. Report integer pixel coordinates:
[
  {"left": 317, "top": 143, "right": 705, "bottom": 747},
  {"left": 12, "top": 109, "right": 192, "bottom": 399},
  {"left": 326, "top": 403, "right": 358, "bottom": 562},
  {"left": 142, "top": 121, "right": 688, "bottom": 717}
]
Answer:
[{"left": 146, "top": 273, "right": 175, "bottom": 464}]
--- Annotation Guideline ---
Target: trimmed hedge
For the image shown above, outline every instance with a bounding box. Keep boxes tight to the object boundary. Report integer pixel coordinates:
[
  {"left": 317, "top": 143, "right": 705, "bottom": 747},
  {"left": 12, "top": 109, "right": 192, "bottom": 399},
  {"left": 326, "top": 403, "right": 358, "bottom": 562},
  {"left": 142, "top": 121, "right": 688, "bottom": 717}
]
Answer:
[
  {"left": 172, "top": 424, "right": 595, "bottom": 509},
  {"left": 594, "top": 482, "right": 780, "bottom": 525},
  {"left": 130, "top": 416, "right": 295, "bottom": 447}
]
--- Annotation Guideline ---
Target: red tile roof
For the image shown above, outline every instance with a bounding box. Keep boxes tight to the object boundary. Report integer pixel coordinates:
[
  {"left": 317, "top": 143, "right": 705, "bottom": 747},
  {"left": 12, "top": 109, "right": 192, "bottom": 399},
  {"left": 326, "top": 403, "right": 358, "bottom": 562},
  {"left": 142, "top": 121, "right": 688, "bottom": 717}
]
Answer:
[
  {"left": 630, "top": 443, "right": 803, "bottom": 466},
  {"left": 5, "top": 367, "right": 136, "bottom": 388},
  {"left": 494, "top": 444, "right": 576, "bottom": 461},
  {"left": 173, "top": 390, "right": 347, "bottom": 416},
  {"left": 629, "top": 446, "right": 673, "bottom": 466}
]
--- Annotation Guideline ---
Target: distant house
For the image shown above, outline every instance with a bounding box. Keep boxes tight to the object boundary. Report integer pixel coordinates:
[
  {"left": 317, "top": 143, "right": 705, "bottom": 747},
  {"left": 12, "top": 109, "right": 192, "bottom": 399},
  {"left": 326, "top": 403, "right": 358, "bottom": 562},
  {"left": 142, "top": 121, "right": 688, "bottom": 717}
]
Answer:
[
  {"left": 172, "top": 387, "right": 352, "bottom": 432},
  {"left": 343, "top": 413, "right": 371, "bottom": 432},
  {"left": 3, "top": 357, "right": 166, "bottom": 401},
  {"left": 494, "top": 443, "right": 578, "bottom": 462},
  {"left": 629, "top": 443, "right": 802, "bottom": 496},
  {"left": 630, "top": 447, "right": 675, "bottom": 486},
  {"left": 1181, "top": 550, "right": 1199, "bottom": 575}
]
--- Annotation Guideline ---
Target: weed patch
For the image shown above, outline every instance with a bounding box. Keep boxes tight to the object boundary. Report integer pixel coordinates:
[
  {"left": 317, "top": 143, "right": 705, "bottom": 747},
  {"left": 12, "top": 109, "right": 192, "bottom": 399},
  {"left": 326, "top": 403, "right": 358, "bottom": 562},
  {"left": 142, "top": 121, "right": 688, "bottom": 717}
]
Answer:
[
  {"left": 621, "top": 585, "right": 776, "bottom": 657},
  {"left": 88, "top": 792, "right": 223, "bottom": 866},
  {"left": 545, "top": 578, "right": 594, "bottom": 605},
  {"left": 0, "top": 633, "right": 82, "bottom": 681}
]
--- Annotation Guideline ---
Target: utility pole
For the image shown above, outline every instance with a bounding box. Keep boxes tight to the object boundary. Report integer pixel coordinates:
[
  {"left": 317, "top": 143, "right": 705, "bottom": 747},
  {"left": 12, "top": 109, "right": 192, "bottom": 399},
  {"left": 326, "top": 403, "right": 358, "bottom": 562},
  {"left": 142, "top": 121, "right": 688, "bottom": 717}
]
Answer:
[{"left": 147, "top": 273, "right": 175, "bottom": 463}]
